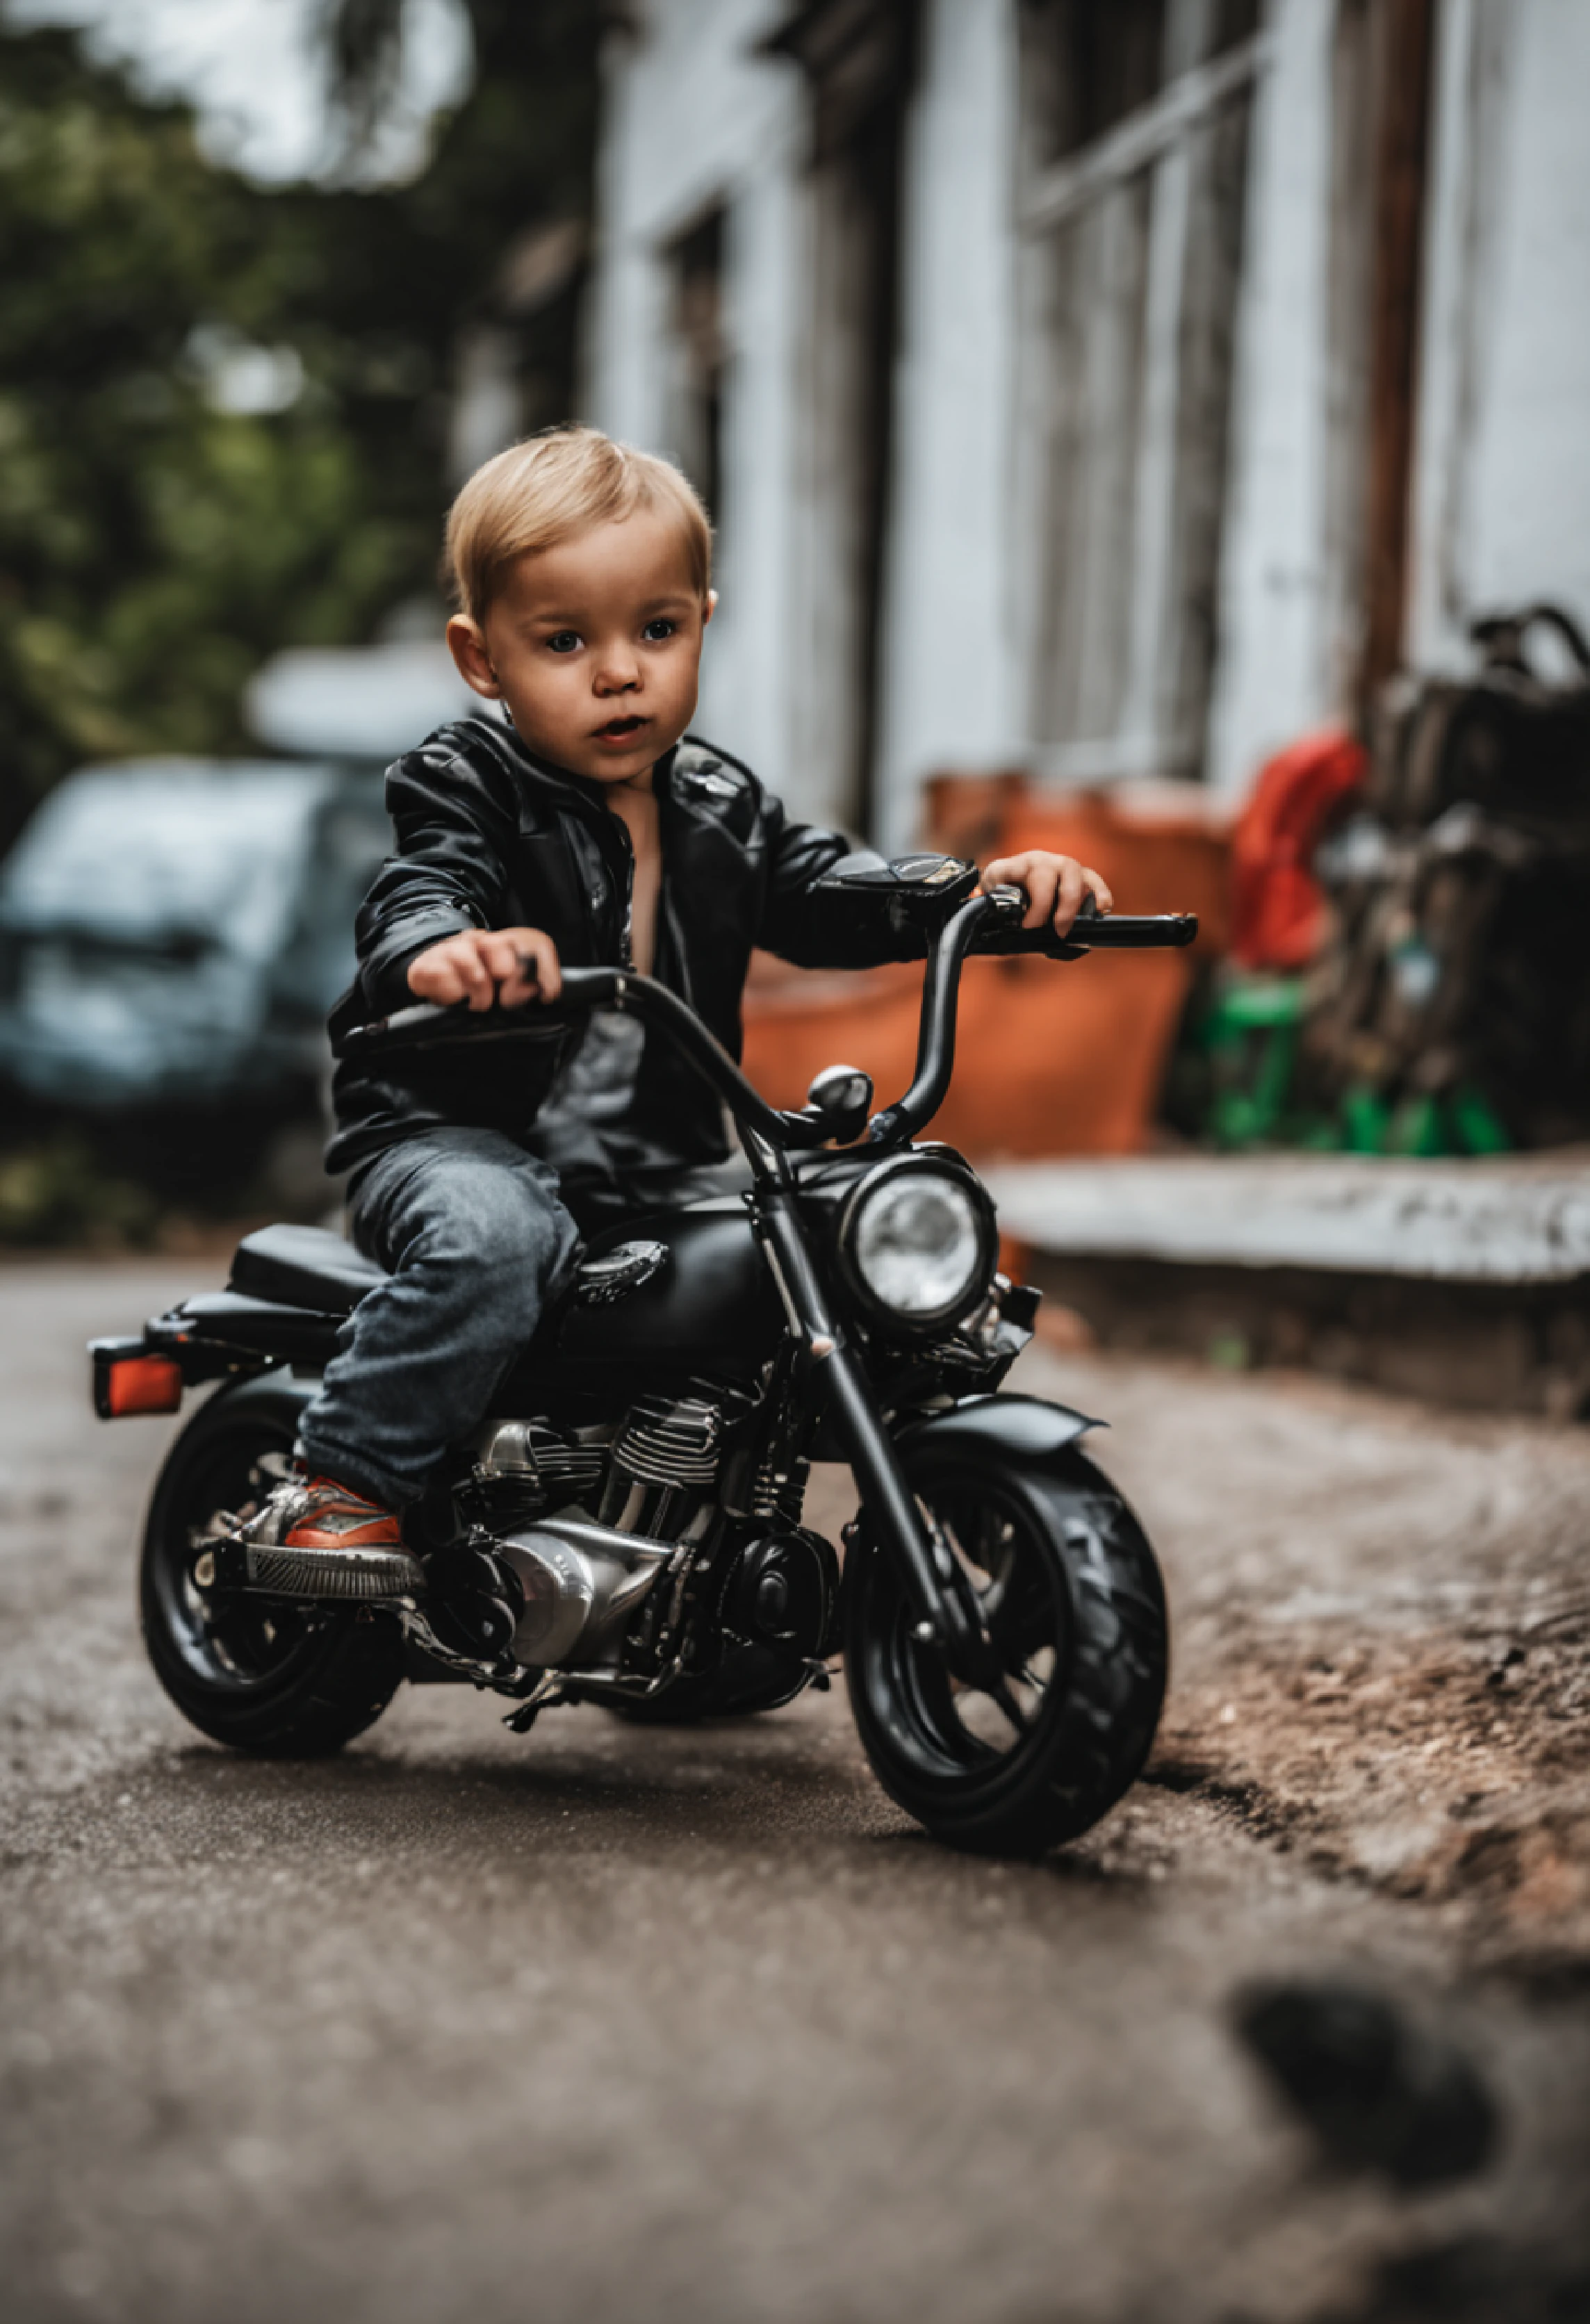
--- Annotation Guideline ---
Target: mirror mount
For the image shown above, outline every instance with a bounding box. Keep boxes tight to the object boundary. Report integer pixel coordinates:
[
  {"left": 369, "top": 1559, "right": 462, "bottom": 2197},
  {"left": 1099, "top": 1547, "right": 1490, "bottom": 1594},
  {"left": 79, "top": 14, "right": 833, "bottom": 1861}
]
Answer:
[{"left": 798, "top": 1062, "right": 874, "bottom": 1146}]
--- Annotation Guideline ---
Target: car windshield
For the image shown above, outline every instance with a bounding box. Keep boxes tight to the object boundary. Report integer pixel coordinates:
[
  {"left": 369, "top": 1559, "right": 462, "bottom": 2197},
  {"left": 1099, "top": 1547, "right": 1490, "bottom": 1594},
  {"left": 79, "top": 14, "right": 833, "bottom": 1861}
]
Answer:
[{"left": 0, "top": 762, "right": 334, "bottom": 960}]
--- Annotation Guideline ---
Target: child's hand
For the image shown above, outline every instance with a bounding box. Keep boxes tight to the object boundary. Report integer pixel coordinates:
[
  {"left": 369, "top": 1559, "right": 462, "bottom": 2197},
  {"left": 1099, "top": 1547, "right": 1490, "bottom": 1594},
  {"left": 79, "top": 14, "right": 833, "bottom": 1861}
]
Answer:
[
  {"left": 979, "top": 851, "right": 1113, "bottom": 937},
  {"left": 407, "top": 927, "right": 562, "bottom": 1010}
]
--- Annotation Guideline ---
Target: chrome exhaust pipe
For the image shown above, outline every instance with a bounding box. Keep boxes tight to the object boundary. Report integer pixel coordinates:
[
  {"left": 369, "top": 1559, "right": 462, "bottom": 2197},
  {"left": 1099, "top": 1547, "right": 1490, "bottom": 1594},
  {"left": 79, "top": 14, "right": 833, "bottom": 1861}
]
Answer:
[{"left": 204, "top": 1502, "right": 673, "bottom": 1672}]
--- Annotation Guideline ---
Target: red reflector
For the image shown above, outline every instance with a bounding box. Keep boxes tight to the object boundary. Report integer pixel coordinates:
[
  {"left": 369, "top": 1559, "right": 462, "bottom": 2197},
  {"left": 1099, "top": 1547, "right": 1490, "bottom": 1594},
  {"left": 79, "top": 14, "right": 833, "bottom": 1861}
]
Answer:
[{"left": 107, "top": 1356, "right": 183, "bottom": 1416}]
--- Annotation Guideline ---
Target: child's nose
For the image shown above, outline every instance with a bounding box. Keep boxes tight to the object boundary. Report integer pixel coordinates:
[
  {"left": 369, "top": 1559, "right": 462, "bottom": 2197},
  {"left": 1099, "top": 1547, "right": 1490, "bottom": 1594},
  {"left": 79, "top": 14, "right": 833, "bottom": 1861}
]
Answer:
[{"left": 593, "top": 643, "right": 641, "bottom": 692}]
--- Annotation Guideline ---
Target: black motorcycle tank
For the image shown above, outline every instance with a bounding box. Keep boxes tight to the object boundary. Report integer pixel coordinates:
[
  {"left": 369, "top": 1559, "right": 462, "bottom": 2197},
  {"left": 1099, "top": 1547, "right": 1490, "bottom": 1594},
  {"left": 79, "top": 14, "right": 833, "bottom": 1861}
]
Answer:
[{"left": 548, "top": 1206, "right": 785, "bottom": 1381}]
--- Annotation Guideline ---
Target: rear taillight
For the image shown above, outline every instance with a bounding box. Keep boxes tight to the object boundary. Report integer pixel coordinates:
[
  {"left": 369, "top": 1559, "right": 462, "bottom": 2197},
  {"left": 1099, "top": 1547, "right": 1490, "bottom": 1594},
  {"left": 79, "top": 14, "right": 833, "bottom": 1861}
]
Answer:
[{"left": 92, "top": 1343, "right": 183, "bottom": 1418}]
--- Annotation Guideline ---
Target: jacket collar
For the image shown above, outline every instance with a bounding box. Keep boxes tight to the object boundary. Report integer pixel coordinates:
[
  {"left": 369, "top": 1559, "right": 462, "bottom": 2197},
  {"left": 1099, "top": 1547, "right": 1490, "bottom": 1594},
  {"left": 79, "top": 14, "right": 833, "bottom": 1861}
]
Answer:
[{"left": 449, "top": 712, "right": 681, "bottom": 823}]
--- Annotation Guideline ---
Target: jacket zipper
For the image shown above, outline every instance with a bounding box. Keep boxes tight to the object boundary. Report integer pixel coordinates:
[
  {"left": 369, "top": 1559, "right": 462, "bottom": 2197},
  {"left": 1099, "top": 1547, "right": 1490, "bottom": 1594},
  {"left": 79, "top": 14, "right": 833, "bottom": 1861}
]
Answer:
[
  {"left": 612, "top": 818, "right": 635, "bottom": 972},
  {"left": 654, "top": 767, "right": 694, "bottom": 1007}
]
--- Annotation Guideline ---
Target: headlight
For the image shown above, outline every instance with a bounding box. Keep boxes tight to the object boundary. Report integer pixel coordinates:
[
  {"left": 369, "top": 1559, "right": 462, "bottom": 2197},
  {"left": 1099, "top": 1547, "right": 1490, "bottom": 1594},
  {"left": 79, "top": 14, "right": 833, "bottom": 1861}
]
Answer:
[{"left": 844, "top": 1163, "right": 994, "bottom": 1328}]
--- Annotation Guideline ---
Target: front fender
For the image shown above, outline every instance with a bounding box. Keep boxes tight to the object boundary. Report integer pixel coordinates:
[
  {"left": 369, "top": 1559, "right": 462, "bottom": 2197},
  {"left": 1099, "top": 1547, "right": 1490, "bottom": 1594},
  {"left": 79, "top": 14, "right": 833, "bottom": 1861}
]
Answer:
[{"left": 896, "top": 1391, "right": 1103, "bottom": 1471}]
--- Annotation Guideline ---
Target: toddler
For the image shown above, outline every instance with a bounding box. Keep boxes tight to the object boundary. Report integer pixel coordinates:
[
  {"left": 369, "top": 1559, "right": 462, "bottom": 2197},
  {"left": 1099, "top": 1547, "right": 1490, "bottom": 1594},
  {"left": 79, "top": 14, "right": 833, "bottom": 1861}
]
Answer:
[{"left": 271, "top": 427, "right": 1110, "bottom": 1562}]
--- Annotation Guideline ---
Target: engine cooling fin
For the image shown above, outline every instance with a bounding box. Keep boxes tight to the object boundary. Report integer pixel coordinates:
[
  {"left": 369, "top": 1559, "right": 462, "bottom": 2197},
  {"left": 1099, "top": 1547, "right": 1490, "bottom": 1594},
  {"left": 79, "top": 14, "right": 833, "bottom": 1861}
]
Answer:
[
  {"left": 469, "top": 1418, "right": 607, "bottom": 1523},
  {"left": 613, "top": 1395, "right": 723, "bottom": 1488}
]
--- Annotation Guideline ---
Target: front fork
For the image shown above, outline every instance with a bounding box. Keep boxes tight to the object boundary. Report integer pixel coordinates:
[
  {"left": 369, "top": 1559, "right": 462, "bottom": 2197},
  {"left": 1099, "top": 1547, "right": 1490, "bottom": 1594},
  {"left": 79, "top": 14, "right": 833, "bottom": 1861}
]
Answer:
[{"left": 750, "top": 1160, "right": 987, "bottom": 1677}]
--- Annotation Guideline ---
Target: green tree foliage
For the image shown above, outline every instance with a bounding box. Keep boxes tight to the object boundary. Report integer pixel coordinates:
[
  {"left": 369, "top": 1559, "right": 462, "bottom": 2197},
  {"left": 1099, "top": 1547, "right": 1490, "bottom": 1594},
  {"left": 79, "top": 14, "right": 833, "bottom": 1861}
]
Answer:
[{"left": 0, "top": 4, "right": 598, "bottom": 849}]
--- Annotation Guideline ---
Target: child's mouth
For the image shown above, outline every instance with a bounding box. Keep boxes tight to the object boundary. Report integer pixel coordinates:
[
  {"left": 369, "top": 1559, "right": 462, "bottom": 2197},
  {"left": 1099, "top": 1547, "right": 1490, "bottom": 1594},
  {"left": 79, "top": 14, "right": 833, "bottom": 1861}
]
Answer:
[{"left": 595, "top": 715, "right": 646, "bottom": 743}]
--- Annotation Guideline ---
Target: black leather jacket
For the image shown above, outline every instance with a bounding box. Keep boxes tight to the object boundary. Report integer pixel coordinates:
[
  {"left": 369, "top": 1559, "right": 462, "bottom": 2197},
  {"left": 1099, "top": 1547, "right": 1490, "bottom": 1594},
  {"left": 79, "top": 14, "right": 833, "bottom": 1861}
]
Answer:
[{"left": 326, "top": 717, "right": 912, "bottom": 1185}]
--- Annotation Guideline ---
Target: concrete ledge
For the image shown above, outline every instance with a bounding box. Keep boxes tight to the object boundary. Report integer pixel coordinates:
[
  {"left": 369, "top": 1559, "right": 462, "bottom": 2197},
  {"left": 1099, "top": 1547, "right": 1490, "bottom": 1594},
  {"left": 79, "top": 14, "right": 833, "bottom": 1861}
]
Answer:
[
  {"left": 1023, "top": 1252, "right": 1590, "bottom": 1419},
  {"left": 984, "top": 1153, "right": 1590, "bottom": 1285}
]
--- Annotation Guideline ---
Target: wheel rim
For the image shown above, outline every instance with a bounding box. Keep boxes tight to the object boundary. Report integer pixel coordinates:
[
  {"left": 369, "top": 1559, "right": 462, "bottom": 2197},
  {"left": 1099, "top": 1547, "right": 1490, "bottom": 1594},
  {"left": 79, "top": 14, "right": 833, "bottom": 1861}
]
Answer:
[
  {"left": 858, "top": 1473, "right": 1072, "bottom": 1787},
  {"left": 148, "top": 1421, "right": 329, "bottom": 1698}
]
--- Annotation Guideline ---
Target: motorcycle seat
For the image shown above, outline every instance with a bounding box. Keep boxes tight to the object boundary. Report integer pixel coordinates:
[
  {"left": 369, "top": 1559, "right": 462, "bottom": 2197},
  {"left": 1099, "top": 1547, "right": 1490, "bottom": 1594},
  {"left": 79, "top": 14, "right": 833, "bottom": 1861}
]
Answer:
[
  {"left": 229, "top": 1224, "right": 387, "bottom": 1316},
  {"left": 228, "top": 1208, "right": 735, "bottom": 1321}
]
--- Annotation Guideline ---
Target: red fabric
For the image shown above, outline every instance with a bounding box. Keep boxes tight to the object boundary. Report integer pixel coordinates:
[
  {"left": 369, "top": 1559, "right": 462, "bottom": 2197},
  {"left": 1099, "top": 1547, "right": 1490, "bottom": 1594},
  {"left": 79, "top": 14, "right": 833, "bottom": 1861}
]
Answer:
[{"left": 1229, "top": 729, "right": 1366, "bottom": 971}]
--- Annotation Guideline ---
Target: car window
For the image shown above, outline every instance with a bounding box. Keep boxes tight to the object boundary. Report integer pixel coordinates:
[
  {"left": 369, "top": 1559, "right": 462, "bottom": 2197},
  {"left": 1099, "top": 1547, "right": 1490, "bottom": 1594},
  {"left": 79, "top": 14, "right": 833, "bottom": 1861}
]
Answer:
[
  {"left": 0, "top": 762, "right": 332, "bottom": 961},
  {"left": 272, "top": 786, "right": 393, "bottom": 1013}
]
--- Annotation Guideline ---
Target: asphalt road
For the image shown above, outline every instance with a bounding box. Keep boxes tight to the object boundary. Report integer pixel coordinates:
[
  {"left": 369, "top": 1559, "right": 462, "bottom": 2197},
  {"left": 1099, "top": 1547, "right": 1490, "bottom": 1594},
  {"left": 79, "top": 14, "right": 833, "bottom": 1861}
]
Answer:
[{"left": 2, "top": 1259, "right": 1588, "bottom": 2324}]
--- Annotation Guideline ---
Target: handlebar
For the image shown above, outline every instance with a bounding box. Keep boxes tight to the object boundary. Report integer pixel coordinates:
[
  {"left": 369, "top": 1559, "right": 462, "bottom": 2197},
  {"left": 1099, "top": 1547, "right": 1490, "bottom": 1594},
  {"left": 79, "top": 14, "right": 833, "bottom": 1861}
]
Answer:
[
  {"left": 973, "top": 899, "right": 1199, "bottom": 955},
  {"left": 338, "top": 965, "right": 814, "bottom": 1151},
  {"left": 862, "top": 889, "right": 1196, "bottom": 1145},
  {"left": 335, "top": 890, "right": 1199, "bottom": 1158}
]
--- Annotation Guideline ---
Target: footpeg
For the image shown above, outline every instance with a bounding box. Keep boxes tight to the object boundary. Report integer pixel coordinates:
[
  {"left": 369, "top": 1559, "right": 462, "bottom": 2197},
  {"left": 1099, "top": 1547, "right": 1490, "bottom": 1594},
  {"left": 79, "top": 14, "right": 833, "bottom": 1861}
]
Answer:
[{"left": 210, "top": 1533, "right": 425, "bottom": 1601}]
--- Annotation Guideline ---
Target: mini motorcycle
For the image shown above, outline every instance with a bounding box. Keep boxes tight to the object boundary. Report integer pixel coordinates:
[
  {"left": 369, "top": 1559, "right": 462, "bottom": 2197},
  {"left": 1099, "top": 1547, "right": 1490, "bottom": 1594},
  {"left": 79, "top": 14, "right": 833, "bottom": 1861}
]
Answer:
[{"left": 92, "top": 856, "right": 1195, "bottom": 1855}]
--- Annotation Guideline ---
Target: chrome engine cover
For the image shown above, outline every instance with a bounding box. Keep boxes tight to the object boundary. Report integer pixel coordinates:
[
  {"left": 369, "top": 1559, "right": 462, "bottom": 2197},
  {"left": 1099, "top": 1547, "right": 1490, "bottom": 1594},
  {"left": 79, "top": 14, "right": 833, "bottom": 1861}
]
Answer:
[{"left": 496, "top": 1514, "right": 674, "bottom": 1670}]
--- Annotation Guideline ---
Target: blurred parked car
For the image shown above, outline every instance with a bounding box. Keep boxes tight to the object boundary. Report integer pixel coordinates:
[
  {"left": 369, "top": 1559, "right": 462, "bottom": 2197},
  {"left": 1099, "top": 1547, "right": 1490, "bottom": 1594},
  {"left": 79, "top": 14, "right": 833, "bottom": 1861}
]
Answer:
[{"left": 0, "top": 758, "right": 390, "bottom": 1115}]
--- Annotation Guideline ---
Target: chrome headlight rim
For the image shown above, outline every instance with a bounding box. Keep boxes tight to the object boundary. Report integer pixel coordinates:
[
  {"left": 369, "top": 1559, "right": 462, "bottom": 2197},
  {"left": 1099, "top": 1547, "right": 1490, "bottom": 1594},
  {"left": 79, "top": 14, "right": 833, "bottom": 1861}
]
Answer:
[{"left": 835, "top": 1154, "right": 998, "bottom": 1336}]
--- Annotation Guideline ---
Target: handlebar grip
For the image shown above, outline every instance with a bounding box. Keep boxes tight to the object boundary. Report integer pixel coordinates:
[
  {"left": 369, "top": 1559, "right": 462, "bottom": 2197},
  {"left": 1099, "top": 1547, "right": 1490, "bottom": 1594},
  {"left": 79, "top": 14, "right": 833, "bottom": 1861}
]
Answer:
[
  {"left": 1066, "top": 911, "right": 1198, "bottom": 949},
  {"left": 972, "top": 910, "right": 1198, "bottom": 958},
  {"left": 336, "top": 965, "right": 622, "bottom": 1057}
]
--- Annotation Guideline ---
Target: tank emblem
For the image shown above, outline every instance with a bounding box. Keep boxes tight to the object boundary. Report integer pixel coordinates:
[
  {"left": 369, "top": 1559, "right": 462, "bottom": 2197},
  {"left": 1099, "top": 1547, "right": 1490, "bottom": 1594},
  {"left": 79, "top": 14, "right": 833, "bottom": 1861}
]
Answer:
[{"left": 573, "top": 1239, "right": 669, "bottom": 1305}]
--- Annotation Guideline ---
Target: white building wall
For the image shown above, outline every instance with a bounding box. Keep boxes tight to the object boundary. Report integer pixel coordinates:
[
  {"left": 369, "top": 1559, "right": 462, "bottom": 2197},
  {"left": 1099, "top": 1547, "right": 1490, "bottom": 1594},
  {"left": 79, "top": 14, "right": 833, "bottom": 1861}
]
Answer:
[
  {"left": 588, "top": 3, "right": 810, "bottom": 810},
  {"left": 874, "top": 0, "right": 1024, "bottom": 853},
  {"left": 1204, "top": 0, "right": 1338, "bottom": 798},
  {"left": 589, "top": 0, "right": 1590, "bottom": 830},
  {"left": 1208, "top": 0, "right": 1590, "bottom": 794},
  {"left": 591, "top": 0, "right": 1030, "bottom": 842},
  {"left": 1408, "top": 0, "right": 1590, "bottom": 670}
]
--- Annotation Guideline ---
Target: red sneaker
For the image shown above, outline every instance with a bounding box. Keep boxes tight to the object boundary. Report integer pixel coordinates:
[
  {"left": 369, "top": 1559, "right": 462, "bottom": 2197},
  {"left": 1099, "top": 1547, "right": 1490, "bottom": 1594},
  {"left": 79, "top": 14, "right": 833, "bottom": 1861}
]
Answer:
[
  {"left": 283, "top": 1475, "right": 405, "bottom": 1551},
  {"left": 228, "top": 1471, "right": 423, "bottom": 1601}
]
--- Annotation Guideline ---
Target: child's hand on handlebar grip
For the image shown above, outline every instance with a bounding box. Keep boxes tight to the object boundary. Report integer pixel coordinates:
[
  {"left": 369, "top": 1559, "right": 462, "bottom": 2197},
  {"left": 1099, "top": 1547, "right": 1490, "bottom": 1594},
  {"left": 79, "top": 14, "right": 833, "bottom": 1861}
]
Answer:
[
  {"left": 978, "top": 851, "right": 1113, "bottom": 936},
  {"left": 406, "top": 927, "right": 563, "bottom": 1010}
]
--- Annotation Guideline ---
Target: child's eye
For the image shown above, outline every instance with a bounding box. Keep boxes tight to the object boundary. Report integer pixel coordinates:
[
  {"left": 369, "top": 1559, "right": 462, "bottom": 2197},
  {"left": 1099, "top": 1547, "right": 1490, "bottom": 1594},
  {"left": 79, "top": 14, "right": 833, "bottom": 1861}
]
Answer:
[
  {"left": 546, "top": 630, "right": 581, "bottom": 654},
  {"left": 641, "top": 618, "right": 677, "bottom": 643}
]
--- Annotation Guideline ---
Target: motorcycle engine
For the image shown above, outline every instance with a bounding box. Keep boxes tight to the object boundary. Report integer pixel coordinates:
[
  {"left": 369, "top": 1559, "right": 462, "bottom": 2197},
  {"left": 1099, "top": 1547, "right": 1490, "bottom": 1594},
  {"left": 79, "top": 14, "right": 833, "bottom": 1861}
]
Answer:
[
  {"left": 721, "top": 1530, "right": 838, "bottom": 1661},
  {"left": 468, "top": 1393, "right": 726, "bottom": 1544},
  {"left": 453, "top": 1399, "right": 836, "bottom": 1697}
]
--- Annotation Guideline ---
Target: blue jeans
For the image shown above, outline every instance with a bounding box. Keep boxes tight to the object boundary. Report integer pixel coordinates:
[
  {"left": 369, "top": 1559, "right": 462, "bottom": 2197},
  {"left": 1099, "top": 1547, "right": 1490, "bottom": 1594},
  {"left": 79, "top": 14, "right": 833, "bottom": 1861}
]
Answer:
[{"left": 297, "top": 1128, "right": 582, "bottom": 1509}]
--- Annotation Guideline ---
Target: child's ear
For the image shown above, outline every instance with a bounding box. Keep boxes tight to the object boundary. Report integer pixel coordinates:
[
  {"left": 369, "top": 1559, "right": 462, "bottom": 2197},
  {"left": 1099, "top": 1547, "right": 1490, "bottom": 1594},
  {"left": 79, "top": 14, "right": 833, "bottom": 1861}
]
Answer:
[
  {"left": 703, "top": 589, "right": 718, "bottom": 628},
  {"left": 447, "top": 614, "right": 502, "bottom": 698}
]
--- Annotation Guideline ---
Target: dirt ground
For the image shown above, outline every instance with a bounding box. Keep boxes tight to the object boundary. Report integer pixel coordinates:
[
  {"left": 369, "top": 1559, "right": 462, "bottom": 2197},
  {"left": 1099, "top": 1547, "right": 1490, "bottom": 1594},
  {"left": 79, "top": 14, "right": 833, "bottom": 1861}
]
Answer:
[
  {"left": 1, "top": 1259, "right": 1588, "bottom": 2324},
  {"left": 1043, "top": 1334, "right": 1590, "bottom": 1987}
]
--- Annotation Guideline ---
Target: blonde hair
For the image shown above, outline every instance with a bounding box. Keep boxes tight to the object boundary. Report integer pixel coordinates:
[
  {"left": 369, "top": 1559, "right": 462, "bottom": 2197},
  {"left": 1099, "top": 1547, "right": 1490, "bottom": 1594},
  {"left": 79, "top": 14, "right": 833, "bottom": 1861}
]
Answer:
[{"left": 445, "top": 425, "right": 713, "bottom": 623}]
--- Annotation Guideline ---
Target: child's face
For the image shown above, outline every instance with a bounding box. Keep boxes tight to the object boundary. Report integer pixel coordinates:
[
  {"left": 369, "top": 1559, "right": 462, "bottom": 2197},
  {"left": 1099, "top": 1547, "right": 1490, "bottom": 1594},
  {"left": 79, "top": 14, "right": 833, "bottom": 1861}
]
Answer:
[{"left": 446, "top": 510, "right": 714, "bottom": 787}]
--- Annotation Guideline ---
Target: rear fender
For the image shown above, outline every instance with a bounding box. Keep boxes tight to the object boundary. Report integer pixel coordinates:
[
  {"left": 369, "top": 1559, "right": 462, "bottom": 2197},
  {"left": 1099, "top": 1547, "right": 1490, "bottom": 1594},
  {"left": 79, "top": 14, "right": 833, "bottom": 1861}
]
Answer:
[
  {"left": 137, "top": 1290, "right": 339, "bottom": 1382},
  {"left": 186, "top": 1368, "right": 320, "bottom": 1433}
]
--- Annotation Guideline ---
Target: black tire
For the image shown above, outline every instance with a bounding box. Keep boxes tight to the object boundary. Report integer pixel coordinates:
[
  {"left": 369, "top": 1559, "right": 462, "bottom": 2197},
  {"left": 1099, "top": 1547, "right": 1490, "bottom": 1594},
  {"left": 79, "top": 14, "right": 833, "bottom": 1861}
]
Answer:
[
  {"left": 139, "top": 1375, "right": 405, "bottom": 1756},
  {"left": 844, "top": 1443, "right": 1167, "bottom": 1856}
]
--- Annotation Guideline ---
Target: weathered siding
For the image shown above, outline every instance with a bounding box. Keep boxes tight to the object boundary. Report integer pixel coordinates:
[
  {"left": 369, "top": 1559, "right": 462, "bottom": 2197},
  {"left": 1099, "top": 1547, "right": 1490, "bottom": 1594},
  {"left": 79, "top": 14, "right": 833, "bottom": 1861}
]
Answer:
[
  {"left": 589, "top": 3, "right": 810, "bottom": 810},
  {"left": 874, "top": 0, "right": 1024, "bottom": 851},
  {"left": 589, "top": 0, "right": 1590, "bottom": 832},
  {"left": 1408, "top": 0, "right": 1590, "bottom": 669}
]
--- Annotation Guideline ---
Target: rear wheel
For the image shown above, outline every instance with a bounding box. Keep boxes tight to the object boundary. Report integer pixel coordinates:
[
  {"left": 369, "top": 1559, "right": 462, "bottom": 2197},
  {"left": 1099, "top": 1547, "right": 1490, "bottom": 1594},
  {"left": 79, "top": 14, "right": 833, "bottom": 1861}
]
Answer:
[
  {"left": 844, "top": 1445, "right": 1167, "bottom": 1855},
  {"left": 139, "top": 1375, "right": 404, "bottom": 1756}
]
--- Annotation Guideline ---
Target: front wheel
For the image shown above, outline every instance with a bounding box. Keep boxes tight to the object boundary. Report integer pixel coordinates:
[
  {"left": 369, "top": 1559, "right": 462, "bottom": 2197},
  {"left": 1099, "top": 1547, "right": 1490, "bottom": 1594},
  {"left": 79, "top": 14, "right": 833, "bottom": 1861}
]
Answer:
[
  {"left": 844, "top": 1444, "right": 1167, "bottom": 1855},
  {"left": 140, "top": 1375, "right": 405, "bottom": 1756}
]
